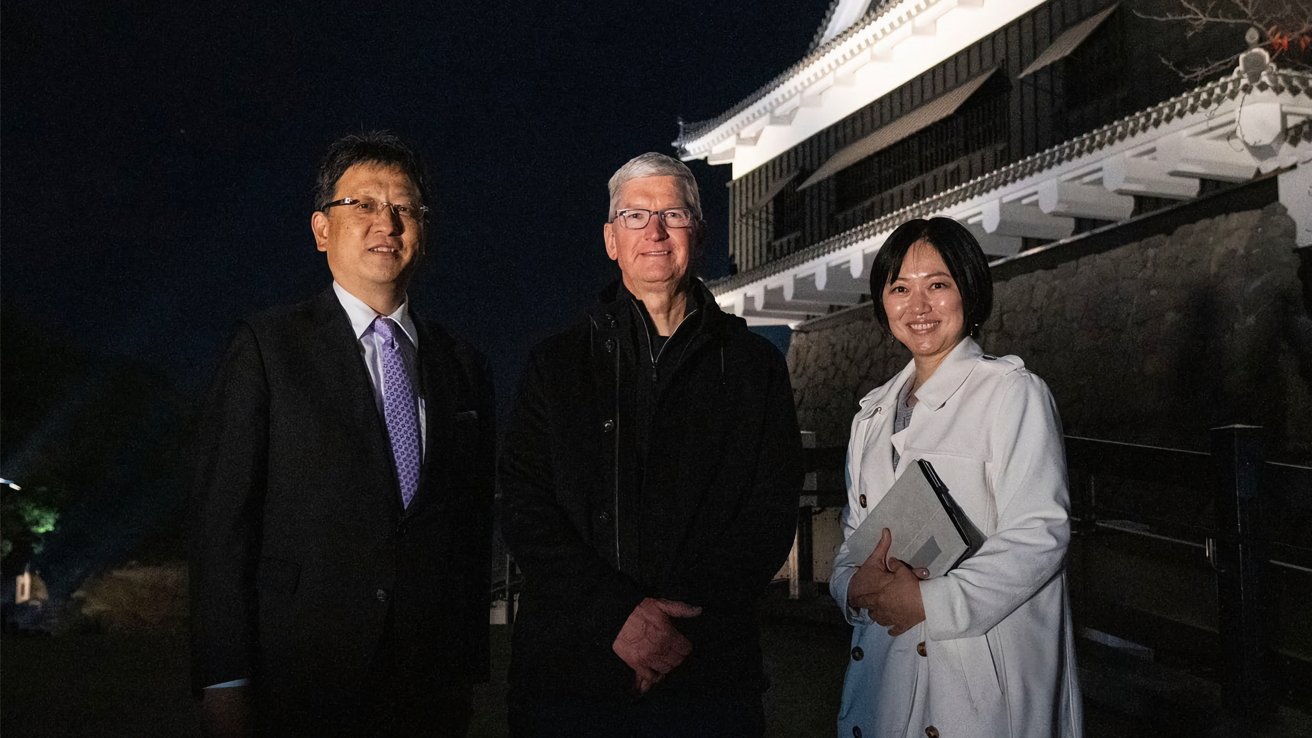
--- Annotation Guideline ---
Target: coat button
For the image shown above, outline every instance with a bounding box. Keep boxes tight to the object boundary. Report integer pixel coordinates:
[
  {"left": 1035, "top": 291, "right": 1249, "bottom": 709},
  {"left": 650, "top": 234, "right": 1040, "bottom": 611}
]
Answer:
[
  {"left": 917, "top": 641, "right": 927, "bottom": 657},
  {"left": 597, "top": 511, "right": 612, "bottom": 524},
  {"left": 852, "top": 727, "right": 862, "bottom": 738},
  {"left": 925, "top": 727, "right": 939, "bottom": 738},
  {"left": 858, "top": 494, "right": 867, "bottom": 508},
  {"left": 605, "top": 313, "right": 617, "bottom": 328},
  {"left": 375, "top": 588, "right": 389, "bottom": 603},
  {"left": 602, "top": 419, "right": 615, "bottom": 433},
  {"left": 851, "top": 646, "right": 863, "bottom": 661},
  {"left": 604, "top": 338, "right": 616, "bottom": 353}
]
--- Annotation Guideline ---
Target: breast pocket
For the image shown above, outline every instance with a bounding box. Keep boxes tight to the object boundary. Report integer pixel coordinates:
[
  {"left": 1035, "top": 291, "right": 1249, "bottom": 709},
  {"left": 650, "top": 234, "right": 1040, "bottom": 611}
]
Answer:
[{"left": 429, "top": 407, "right": 485, "bottom": 492}]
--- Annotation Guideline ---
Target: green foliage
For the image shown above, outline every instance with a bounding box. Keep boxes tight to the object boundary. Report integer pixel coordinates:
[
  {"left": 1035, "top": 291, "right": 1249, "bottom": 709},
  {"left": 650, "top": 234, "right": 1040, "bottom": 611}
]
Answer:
[
  {"left": 18, "top": 498, "right": 59, "bottom": 535},
  {"left": 1, "top": 485, "right": 63, "bottom": 565}
]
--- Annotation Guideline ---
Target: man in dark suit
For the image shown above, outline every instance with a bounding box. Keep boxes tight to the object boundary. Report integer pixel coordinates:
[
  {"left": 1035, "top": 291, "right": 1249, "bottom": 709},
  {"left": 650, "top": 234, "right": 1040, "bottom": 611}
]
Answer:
[{"left": 190, "top": 131, "right": 495, "bottom": 737}]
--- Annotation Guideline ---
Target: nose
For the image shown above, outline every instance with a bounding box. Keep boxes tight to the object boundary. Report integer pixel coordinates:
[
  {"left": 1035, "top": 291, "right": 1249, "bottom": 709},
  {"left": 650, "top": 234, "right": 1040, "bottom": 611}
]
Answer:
[
  {"left": 370, "top": 204, "right": 404, "bottom": 234},
  {"left": 643, "top": 213, "right": 669, "bottom": 239}
]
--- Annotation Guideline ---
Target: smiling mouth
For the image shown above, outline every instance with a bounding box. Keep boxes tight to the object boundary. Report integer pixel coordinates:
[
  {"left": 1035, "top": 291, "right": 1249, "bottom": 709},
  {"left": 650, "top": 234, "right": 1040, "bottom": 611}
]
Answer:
[
  {"left": 639, "top": 250, "right": 672, "bottom": 257},
  {"left": 368, "top": 246, "right": 400, "bottom": 254},
  {"left": 907, "top": 321, "right": 939, "bottom": 331}
]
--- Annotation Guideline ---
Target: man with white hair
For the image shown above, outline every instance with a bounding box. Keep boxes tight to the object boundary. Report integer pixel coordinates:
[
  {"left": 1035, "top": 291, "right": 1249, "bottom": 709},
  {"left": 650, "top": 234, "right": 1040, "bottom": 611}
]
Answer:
[{"left": 500, "top": 152, "right": 803, "bottom": 736}]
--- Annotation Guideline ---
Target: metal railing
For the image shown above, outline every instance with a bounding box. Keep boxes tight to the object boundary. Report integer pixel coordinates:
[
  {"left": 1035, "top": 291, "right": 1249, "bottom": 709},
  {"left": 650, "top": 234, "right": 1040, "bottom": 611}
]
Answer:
[{"left": 798, "top": 425, "right": 1312, "bottom": 723}]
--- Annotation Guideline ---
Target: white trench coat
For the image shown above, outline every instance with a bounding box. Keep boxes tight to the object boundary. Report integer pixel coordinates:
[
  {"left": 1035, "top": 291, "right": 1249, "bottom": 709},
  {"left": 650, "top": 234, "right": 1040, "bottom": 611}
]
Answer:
[{"left": 830, "top": 338, "right": 1082, "bottom": 738}]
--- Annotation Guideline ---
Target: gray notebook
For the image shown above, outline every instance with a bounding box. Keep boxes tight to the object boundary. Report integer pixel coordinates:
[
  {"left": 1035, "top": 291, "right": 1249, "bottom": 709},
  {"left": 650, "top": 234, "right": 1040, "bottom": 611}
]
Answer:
[{"left": 836, "top": 459, "right": 986, "bottom": 578}]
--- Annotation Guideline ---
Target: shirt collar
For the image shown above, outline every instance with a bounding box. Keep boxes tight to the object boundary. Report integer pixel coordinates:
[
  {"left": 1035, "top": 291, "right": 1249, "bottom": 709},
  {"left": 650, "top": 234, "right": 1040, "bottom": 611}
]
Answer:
[{"left": 332, "top": 281, "right": 420, "bottom": 347}]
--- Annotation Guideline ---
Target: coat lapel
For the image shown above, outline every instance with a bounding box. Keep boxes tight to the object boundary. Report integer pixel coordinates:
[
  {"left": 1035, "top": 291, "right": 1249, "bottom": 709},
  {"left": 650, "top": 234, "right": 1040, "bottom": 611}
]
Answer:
[
  {"left": 853, "top": 363, "right": 913, "bottom": 508},
  {"left": 882, "top": 339, "right": 983, "bottom": 484}
]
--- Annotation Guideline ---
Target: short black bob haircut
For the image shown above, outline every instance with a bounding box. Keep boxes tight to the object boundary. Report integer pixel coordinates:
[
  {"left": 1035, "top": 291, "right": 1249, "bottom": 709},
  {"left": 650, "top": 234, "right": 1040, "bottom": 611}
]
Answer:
[
  {"left": 313, "top": 130, "right": 430, "bottom": 214},
  {"left": 869, "top": 217, "right": 993, "bottom": 337}
]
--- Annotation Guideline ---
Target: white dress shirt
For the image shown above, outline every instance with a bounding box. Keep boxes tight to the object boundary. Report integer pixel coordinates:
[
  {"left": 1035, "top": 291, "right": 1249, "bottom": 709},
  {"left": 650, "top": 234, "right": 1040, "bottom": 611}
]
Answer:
[{"left": 331, "top": 282, "right": 428, "bottom": 452}]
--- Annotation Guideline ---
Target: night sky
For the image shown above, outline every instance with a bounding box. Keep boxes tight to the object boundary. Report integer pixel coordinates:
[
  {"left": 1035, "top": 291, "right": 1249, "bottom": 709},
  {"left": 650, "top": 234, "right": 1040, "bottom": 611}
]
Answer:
[{"left": 2, "top": 0, "right": 831, "bottom": 406}]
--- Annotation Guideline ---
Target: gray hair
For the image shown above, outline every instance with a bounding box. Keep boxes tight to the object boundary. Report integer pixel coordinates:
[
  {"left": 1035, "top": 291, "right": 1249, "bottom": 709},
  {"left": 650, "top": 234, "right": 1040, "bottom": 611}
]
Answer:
[{"left": 606, "top": 152, "right": 703, "bottom": 221}]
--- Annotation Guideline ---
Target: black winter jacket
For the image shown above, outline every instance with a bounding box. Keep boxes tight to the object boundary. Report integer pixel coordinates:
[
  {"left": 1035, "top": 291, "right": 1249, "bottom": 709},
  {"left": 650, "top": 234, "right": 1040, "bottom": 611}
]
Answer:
[{"left": 500, "top": 281, "right": 803, "bottom": 700}]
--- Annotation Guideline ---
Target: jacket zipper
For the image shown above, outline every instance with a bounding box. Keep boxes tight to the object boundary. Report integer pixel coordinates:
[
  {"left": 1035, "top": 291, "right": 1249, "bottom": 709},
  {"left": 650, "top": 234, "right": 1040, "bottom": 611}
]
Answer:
[
  {"left": 633, "top": 302, "right": 700, "bottom": 384},
  {"left": 612, "top": 302, "right": 701, "bottom": 569}
]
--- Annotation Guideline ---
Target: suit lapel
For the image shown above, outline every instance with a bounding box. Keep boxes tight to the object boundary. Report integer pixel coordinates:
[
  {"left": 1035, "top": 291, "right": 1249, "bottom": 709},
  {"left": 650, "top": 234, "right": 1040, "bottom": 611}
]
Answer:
[
  {"left": 307, "top": 289, "right": 401, "bottom": 512},
  {"left": 410, "top": 316, "right": 457, "bottom": 514}
]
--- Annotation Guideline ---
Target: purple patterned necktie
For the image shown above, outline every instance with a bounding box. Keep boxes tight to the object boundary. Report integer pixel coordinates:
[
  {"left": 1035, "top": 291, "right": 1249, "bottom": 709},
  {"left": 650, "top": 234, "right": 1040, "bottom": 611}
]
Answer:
[{"left": 373, "top": 316, "right": 421, "bottom": 508}]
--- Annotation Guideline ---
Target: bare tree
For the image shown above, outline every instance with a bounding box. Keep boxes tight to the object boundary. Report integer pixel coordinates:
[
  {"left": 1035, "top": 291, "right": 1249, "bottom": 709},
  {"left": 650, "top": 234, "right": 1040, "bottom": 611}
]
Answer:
[{"left": 1138, "top": 0, "right": 1312, "bottom": 80}]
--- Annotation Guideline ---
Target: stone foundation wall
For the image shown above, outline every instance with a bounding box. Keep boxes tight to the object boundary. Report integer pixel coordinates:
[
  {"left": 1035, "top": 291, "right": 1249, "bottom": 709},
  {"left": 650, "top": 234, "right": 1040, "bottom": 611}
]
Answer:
[{"left": 788, "top": 203, "right": 1312, "bottom": 462}]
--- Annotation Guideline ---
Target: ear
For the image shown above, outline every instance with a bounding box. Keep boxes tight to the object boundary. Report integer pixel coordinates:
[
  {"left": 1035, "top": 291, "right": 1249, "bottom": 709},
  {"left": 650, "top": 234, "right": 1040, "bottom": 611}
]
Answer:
[
  {"left": 603, "top": 222, "right": 619, "bottom": 262},
  {"left": 311, "top": 210, "right": 330, "bottom": 252}
]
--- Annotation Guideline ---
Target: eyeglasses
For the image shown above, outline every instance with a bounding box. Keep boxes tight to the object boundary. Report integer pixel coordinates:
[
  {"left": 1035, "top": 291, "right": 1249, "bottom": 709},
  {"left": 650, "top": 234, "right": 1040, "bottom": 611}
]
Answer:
[
  {"left": 610, "top": 207, "right": 697, "bottom": 230},
  {"left": 322, "top": 197, "right": 429, "bottom": 223}
]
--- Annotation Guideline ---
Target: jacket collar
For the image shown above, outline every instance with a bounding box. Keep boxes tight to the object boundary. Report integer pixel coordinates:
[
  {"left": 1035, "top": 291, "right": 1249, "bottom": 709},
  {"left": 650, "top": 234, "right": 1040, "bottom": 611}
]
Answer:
[
  {"left": 586, "top": 278, "right": 726, "bottom": 333},
  {"left": 914, "top": 337, "right": 983, "bottom": 411},
  {"left": 854, "top": 336, "right": 983, "bottom": 419}
]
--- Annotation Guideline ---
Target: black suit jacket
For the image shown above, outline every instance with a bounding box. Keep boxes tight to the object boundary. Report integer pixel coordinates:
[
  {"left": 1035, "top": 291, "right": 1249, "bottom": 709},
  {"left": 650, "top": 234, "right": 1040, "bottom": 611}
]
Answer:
[{"left": 189, "top": 288, "right": 495, "bottom": 727}]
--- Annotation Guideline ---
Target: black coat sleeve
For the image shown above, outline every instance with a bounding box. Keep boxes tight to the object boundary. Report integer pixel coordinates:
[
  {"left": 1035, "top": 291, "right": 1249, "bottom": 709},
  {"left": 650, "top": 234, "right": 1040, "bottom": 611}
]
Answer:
[
  {"left": 188, "top": 323, "right": 268, "bottom": 696},
  {"left": 498, "top": 348, "right": 645, "bottom": 645}
]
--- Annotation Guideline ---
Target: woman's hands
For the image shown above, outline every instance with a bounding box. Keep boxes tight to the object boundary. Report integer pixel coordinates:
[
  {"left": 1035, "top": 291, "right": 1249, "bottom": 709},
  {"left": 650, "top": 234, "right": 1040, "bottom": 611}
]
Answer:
[{"left": 846, "top": 528, "right": 928, "bottom": 636}]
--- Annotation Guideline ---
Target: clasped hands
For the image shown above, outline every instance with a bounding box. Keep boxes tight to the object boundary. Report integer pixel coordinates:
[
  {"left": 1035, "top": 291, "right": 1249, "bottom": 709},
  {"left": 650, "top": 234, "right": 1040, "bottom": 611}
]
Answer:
[
  {"left": 847, "top": 528, "right": 928, "bottom": 636},
  {"left": 611, "top": 597, "right": 702, "bottom": 695}
]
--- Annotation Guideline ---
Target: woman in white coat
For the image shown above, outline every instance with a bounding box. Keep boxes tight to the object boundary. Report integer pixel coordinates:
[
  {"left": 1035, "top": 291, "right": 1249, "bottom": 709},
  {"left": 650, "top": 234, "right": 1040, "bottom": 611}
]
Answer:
[{"left": 830, "top": 217, "right": 1082, "bottom": 738}]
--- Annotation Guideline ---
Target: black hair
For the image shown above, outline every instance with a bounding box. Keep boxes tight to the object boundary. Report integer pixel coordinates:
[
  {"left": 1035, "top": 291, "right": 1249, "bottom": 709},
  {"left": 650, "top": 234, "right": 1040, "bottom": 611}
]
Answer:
[
  {"left": 868, "top": 217, "right": 993, "bottom": 336},
  {"left": 313, "top": 131, "right": 430, "bottom": 212}
]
